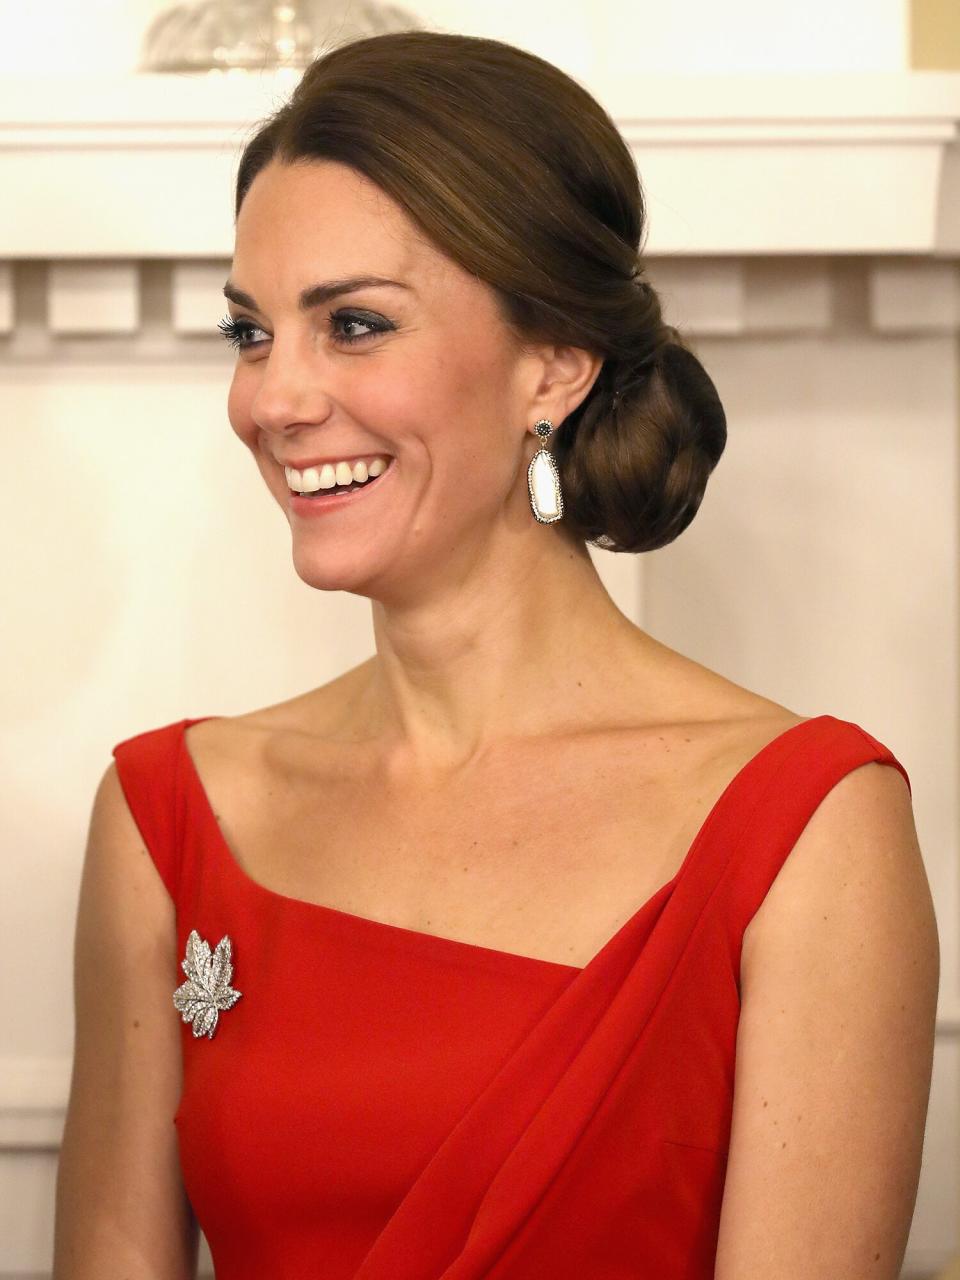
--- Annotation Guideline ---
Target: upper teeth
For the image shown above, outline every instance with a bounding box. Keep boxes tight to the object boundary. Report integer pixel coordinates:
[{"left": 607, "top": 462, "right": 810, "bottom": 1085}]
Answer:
[{"left": 284, "top": 456, "right": 390, "bottom": 493}]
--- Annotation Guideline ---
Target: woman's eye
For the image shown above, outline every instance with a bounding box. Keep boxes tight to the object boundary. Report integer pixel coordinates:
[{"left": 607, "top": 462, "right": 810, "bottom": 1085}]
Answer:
[
  {"left": 216, "top": 316, "right": 266, "bottom": 350},
  {"left": 330, "top": 310, "right": 393, "bottom": 344}
]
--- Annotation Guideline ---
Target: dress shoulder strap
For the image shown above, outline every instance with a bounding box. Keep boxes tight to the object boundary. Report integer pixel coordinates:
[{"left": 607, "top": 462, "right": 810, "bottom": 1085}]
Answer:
[
  {"left": 719, "top": 714, "right": 912, "bottom": 960},
  {"left": 111, "top": 719, "right": 189, "bottom": 903}
]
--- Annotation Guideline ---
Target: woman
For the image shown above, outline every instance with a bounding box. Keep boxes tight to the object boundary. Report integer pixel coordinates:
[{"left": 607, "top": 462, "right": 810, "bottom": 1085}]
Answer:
[{"left": 54, "top": 30, "right": 939, "bottom": 1280}]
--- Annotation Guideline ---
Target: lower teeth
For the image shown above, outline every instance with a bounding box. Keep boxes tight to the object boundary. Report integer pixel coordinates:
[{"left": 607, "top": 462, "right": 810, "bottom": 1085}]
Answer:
[{"left": 302, "top": 479, "right": 367, "bottom": 497}]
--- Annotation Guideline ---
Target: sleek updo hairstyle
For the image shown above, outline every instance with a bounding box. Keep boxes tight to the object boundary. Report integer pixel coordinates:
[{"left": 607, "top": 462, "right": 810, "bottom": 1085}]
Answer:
[{"left": 234, "top": 31, "right": 727, "bottom": 553}]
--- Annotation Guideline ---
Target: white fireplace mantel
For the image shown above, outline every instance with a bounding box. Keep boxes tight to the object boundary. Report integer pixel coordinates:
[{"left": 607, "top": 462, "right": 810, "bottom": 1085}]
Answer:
[{"left": 0, "top": 69, "right": 959, "bottom": 259}]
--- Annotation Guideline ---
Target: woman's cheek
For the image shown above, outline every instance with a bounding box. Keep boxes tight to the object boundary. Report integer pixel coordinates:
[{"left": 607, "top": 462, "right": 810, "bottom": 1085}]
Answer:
[{"left": 226, "top": 377, "right": 257, "bottom": 450}]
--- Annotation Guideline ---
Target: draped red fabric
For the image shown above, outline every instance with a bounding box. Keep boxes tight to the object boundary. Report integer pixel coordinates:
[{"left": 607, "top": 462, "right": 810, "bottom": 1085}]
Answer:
[{"left": 111, "top": 713, "right": 910, "bottom": 1280}]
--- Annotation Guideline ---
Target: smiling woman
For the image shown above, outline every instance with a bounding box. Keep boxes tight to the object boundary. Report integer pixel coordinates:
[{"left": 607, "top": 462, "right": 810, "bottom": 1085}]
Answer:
[
  {"left": 55, "top": 27, "right": 937, "bottom": 1280},
  {"left": 219, "top": 32, "right": 727, "bottom": 564}
]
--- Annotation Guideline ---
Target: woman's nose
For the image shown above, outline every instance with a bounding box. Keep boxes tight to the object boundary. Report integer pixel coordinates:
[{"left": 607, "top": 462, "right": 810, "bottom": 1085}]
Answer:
[{"left": 248, "top": 336, "right": 334, "bottom": 434}]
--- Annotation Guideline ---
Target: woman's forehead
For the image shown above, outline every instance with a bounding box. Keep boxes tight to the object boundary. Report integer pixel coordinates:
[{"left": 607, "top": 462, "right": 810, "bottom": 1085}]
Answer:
[
  {"left": 233, "top": 180, "right": 490, "bottom": 312},
  {"left": 239, "top": 159, "right": 413, "bottom": 242},
  {"left": 235, "top": 165, "right": 453, "bottom": 285}
]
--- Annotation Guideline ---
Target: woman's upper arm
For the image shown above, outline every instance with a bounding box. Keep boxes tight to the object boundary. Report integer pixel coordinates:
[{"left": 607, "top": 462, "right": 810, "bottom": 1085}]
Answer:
[
  {"left": 715, "top": 760, "right": 940, "bottom": 1280},
  {"left": 53, "top": 761, "right": 199, "bottom": 1280}
]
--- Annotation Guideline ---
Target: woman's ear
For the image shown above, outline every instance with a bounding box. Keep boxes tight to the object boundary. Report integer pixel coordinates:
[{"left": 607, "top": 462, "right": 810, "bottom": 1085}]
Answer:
[{"left": 528, "top": 343, "right": 604, "bottom": 426}]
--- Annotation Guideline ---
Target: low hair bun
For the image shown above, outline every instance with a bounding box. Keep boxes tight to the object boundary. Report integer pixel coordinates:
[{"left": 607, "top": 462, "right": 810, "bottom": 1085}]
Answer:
[{"left": 554, "top": 306, "right": 728, "bottom": 554}]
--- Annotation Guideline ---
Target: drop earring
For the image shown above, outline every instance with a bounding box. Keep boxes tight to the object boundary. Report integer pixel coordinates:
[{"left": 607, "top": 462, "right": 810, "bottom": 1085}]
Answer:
[{"left": 527, "top": 418, "right": 564, "bottom": 524}]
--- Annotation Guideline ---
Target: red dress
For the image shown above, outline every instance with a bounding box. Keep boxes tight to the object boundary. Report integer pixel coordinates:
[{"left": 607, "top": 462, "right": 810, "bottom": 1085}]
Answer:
[{"left": 111, "top": 713, "right": 910, "bottom": 1279}]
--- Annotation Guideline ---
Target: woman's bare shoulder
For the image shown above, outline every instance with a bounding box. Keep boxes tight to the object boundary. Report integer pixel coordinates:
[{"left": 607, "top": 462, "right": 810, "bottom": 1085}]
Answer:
[
  {"left": 595, "top": 639, "right": 808, "bottom": 767},
  {"left": 189, "top": 660, "right": 376, "bottom": 760}
]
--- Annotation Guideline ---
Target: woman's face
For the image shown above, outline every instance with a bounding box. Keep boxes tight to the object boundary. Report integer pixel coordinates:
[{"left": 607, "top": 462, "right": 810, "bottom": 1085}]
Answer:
[{"left": 224, "top": 157, "right": 562, "bottom": 600}]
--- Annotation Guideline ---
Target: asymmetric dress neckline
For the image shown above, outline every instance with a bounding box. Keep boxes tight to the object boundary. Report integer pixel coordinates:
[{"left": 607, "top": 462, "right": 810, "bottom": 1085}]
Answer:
[
  {"left": 177, "top": 712, "right": 826, "bottom": 976},
  {"left": 180, "top": 713, "right": 583, "bottom": 972},
  {"left": 111, "top": 709, "right": 911, "bottom": 1279}
]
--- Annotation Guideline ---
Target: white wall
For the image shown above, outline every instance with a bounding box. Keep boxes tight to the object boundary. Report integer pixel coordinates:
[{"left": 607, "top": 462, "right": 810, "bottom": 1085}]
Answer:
[{"left": 0, "top": 0, "right": 909, "bottom": 78}]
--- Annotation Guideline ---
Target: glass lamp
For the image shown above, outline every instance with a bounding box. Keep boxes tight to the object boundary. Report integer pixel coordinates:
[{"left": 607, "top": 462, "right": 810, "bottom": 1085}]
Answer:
[{"left": 139, "top": 0, "right": 422, "bottom": 74}]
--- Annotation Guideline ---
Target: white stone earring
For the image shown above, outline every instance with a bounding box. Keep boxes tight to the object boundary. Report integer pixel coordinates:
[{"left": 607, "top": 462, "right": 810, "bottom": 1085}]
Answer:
[{"left": 527, "top": 418, "right": 564, "bottom": 524}]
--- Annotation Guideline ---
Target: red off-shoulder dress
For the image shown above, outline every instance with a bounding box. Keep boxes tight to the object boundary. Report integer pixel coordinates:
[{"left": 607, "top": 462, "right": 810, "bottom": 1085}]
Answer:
[{"left": 110, "top": 713, "right": 910, "bottom": 1279}]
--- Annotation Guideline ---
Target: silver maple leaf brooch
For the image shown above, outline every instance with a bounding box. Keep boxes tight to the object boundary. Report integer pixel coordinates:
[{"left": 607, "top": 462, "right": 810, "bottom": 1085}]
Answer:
[{"left": 173, "top": 929, "right": 242, "bottom": 1039}]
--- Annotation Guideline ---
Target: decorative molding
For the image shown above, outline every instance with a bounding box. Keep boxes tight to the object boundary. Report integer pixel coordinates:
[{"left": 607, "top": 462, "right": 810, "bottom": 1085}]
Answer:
[
  {"left": 171, "top": 260, "right": 229, "bottom": 334},
  {"left": 0, "top": 71, "right": 958, "bottom": 258},
  {"left": 47, "top": 261, "right": 139, "bottom": 333},
  {"left": 869, "top": 258, "right": 960, "bottom": 330},
  {"left": 1, "top": 258, "right": 960, "bottom": 362},
  {"left": 652, "top": 259, "right": 746, "bottom": 334},
  {"left": 744, "top": 259, "right": 834, "bottom": 332}
]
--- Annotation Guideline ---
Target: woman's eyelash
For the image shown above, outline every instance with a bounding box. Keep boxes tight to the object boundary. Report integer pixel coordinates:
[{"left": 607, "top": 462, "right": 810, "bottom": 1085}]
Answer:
[
  {"left": 216, "top": 311, "right": 392, "bottom": 350},
  {"left": 216, "top": 316, "right": 256, "bottom": 349}
]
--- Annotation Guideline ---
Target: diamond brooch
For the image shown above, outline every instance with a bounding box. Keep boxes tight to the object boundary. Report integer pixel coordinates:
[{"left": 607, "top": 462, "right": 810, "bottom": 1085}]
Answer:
[{"left": 173, "top": 929, "right": 242, "bottom": 1040}]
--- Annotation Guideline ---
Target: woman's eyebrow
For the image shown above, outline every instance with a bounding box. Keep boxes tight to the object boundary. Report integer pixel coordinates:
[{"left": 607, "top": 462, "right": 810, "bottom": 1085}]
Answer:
[{"left": 222, "top": 276, "right": 414, "bottom": 312}]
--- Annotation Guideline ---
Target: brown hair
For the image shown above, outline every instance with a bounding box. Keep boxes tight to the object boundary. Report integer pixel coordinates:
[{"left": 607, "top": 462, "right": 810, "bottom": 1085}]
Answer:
[{"left": 234, "top": 31, "right": 727, "bottom": 553}]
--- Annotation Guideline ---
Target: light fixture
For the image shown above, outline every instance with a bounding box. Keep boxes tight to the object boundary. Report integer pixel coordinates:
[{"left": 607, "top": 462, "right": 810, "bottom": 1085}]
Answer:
[{"left": 139, "top": 0, "right": 422, "bottom": 75}]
